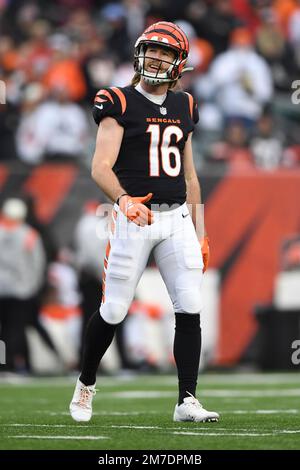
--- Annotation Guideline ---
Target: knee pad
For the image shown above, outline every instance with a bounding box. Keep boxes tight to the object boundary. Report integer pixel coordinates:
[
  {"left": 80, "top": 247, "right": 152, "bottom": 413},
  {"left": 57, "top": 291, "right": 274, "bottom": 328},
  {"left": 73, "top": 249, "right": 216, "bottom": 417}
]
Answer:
[
  {"left": 176, "top": 287, "right": 203, "bottom": 314},
  {"left": 100, "top": 301, "right": 128, "bottom": 325}
]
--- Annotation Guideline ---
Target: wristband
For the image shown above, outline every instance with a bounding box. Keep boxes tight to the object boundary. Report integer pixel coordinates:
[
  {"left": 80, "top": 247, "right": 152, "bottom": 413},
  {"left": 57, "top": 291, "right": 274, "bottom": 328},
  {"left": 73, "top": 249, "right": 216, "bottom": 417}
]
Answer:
[{"left": 116, "top": 193, "right": 128, "bottom": 205}]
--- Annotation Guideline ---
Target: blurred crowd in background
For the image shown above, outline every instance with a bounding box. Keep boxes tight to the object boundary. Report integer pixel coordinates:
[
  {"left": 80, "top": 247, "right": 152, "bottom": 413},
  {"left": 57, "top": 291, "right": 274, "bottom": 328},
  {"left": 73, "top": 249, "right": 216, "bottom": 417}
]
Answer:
[
  {"left": 1, "top": 0, "right": 300, "bottom": 169},
  {"left": 1, "top": 0, "right": 300, "bottom": 374}
]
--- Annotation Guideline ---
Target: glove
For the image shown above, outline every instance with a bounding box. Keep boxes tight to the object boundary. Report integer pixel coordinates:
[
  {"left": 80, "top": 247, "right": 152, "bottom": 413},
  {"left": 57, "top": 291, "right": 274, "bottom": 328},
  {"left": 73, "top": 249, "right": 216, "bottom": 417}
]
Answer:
[
  {"left": 119, "top": 193, "right": 154, "bottom": 226},
  {"left": 200, "top": 236, "right": 210, "bottom": 273}
]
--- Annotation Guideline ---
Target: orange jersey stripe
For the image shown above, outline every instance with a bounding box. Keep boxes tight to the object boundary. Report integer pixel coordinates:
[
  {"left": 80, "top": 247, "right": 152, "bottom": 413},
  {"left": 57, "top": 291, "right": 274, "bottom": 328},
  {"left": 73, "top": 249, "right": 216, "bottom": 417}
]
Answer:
[
  {"left": 96, "top": 89, "right": 114, "bottom": 104},
  {"left": 111, "top": 87, "right": 127, "bottom": 114},
  {"left": 95, "top": 96, "right": 108, "bottom": 103},
  {"left": 185, "top": 92, "right": 193, "bottom": 119}
]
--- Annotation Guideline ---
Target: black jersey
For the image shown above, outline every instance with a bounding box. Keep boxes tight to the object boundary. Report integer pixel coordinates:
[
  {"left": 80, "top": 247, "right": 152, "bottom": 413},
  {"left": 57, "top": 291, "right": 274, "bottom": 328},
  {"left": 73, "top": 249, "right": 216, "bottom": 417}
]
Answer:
[{"left": 92, "top": 85, "right": 199, "bottom": 206}]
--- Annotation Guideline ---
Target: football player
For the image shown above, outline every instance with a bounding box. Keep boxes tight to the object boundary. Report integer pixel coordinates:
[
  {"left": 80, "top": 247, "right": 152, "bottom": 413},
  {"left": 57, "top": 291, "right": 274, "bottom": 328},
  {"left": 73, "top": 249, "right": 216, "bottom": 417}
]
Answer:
[{"left": 70, "top": 21, "right": 219, "bottom": 423}]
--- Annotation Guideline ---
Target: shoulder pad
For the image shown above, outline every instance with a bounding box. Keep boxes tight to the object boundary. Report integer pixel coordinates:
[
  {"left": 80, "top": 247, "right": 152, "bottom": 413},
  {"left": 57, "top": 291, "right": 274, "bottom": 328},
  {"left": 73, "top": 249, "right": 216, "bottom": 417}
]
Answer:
[{"left": 93, "top": 87, "right": 127, "bottom": 125}]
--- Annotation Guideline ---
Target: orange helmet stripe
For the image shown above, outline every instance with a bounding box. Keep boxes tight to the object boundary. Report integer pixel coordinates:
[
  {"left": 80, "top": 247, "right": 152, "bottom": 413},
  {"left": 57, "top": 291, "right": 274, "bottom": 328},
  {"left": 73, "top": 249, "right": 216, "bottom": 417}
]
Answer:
[
  {"left": 135, "top": 21, "right": 189, "bottom": 82},
  {"left": 144, "top": 21, "right": 189, "bottom": 52}
]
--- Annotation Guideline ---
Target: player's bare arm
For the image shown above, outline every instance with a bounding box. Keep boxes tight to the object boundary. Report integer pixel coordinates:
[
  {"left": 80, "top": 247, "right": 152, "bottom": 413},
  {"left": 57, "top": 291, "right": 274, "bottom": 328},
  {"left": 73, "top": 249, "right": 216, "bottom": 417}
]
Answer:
[
  {"left": 91, "top": 117, "right": 153, "bottom": 226},
  {"left": 91, "top": 116, "right": 125, "bottom": 202}
]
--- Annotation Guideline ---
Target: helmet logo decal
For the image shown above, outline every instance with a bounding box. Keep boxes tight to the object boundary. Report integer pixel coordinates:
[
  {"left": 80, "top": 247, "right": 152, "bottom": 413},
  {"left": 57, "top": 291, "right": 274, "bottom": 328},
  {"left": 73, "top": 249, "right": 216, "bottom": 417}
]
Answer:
[{"left": 151, "top": 36, "right": 169, "bottom": 44}]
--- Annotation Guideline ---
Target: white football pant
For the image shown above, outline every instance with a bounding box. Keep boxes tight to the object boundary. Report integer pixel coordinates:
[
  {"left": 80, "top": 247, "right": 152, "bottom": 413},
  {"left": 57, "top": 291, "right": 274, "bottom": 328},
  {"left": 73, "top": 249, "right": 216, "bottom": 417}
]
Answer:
[{"left": 100, "top": 202, "right": 204, "bottom": 324}]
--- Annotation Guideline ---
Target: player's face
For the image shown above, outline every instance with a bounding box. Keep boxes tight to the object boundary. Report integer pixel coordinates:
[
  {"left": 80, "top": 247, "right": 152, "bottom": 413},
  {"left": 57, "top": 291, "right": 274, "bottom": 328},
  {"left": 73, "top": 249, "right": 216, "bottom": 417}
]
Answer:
[{"left": 144, "top": 45, "right": 176, "bottom": 74}]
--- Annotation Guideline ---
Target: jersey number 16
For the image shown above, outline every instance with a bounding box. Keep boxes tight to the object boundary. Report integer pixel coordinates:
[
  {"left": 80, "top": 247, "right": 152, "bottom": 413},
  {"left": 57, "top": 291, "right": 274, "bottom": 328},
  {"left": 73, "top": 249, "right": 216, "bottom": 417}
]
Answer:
[{"left": 146, "top": 124, "right": 183, "bottom": 177}]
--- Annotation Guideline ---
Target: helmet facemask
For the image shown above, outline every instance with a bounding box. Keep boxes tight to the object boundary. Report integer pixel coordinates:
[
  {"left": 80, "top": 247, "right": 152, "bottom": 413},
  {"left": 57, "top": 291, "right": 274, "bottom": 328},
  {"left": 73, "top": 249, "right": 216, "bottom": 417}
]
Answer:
[
  {"left": 134, "top": 43, "right": 182, "bottom": 85},
  {"left": 133, "top": 21, "right": 190, "bottom": 86}
]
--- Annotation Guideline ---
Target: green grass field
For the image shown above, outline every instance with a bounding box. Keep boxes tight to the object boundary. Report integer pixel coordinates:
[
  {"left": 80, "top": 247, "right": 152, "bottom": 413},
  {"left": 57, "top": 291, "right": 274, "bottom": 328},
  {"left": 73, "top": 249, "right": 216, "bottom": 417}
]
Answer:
[{"left": 0, "top": 372, "right": 299, "bottom": 450}]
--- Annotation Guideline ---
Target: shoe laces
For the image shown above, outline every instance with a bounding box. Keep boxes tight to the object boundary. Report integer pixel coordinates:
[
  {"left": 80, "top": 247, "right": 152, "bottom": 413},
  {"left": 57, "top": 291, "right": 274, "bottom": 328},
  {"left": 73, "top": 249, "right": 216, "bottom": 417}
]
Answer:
[
  {"left": 77, "top": 385, "right": 97, "bottom": 409},
  {"left": 184, "top": 391, "right": 203, "bottom": 409}
]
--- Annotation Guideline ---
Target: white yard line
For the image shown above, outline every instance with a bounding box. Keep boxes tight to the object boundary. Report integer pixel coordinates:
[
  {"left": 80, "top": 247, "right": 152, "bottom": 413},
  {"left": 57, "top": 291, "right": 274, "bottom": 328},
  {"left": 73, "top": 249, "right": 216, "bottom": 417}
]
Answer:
[
  {"left": 110, "top": 425, "right": 300, "bottom": 435},
  {"left": 6, "top": 423, "right": 162, "bottom": 429},
  {"left": 1, "top": 373, "right": 299, "bottom": 387},
  {"left": 280, "top": 430, "right": 300, "bottom": 434},
  {"left": 198, "top": 389, "right": 300, "bottom": 397},
  {"left": 7, "top": 435, "right": 108, "bottom": 440},
  {"left": 5, "top": 424, "right": 264, "bottom": 432},
  {"left": 7, "top": 424, "right": 87, "bottom": 428},
  {"left": 104, "top": 391, "right": 176, "bottom": 398},
  {"left": 172, "top": 431, "right": 274, "bottom": 437},
  {"left": 36, "top": 411, "right": 159, "bottom": 416},
  {"left": 33, "top": 408, "right": 298, "bottom": 417},
  {"left": 172, "top": 429, "right": 300, "bottom": 437},
  {"left": 0, "top": 424, "right": 283, "bottom": 432},
  {"left": 6, "top": 424, "right": 300, "bottom": 438},
  {"left": 223, "top": 409, "right": 299, "bottom": 414},
  {"left": 27, "top": 408, "right": 300, "bottom": 417},
  {"left": 111, "top": 425, "right": 163, "bottom": 430},
  {"left": 83, "top": 389, "right": 300, "bottom": 399}
]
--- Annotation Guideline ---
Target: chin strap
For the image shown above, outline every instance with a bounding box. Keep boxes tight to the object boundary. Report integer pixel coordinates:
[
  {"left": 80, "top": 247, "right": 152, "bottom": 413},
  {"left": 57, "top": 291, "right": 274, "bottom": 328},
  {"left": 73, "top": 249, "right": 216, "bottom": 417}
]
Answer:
[{"left": 181, "top": 66, "right": 194, "bottom": 74}]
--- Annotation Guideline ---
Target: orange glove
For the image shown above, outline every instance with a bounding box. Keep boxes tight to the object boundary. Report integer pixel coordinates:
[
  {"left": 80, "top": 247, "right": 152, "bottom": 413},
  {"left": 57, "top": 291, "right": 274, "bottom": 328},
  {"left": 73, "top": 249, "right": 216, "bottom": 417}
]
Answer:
[
  {"left": 119, "top": 193, "right": 154, "bottom": 226},
  {"left": 201, "top": 236, "right": 210, "bottom": 273}
]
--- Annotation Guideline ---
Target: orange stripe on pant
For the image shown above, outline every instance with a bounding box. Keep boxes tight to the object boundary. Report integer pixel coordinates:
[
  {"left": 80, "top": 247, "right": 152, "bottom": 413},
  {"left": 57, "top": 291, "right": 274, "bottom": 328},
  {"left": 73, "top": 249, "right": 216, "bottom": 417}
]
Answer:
[
  {"left": 101, "top": 210, "right": 116, "bottom": 304},
  {"left": 102, "top": 241, "right": 111, "bottom": 304}
]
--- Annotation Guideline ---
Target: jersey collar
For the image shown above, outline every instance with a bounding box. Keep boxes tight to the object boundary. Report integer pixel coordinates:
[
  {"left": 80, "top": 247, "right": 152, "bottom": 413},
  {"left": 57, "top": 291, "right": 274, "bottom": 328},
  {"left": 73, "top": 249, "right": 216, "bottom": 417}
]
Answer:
[{"left": 135, "top": 83, "right": 167, "bottom": 106}]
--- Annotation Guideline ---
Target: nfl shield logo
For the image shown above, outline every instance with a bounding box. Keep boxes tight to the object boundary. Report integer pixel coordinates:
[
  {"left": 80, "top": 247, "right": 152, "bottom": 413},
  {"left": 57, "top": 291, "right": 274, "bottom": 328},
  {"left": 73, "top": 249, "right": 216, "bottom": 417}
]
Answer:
[{"left": 160, "top": 107, "right": 167, "bottom": 115}]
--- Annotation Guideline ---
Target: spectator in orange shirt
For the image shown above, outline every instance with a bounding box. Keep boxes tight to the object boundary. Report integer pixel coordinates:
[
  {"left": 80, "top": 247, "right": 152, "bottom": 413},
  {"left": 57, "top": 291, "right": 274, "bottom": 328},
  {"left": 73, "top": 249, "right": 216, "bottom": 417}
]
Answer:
[{"left": 43, "top": 34, "right": 87, "bottom": 102}]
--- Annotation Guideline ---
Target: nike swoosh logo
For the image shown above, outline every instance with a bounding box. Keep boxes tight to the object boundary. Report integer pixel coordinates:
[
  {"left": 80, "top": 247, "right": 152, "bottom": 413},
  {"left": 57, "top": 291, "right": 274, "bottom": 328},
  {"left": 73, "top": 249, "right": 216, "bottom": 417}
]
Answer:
[
  {"left": 95, "top": 104, "right": 103, "bottom": 110},
  {"left": 182, "top": 213, "right": 189, "bottom": 218}
]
